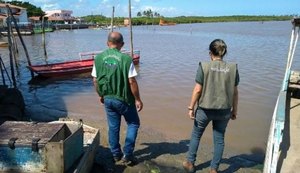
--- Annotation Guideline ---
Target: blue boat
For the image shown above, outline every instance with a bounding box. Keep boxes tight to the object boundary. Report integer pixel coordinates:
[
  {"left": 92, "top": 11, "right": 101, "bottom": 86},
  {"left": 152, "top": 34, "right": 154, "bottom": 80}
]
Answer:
[{"left": 263, "top": 18, "right": 300, "bottom": 173}]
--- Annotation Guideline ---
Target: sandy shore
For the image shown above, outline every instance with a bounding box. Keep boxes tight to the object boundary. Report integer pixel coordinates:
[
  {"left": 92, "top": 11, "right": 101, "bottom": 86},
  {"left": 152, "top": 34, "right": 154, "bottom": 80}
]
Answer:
[
  {"left": 27, "top": 105, "right": 263, "bottom": 173},
  {"left": 89, "top": 119, "right": 263, "bottom": 173}
]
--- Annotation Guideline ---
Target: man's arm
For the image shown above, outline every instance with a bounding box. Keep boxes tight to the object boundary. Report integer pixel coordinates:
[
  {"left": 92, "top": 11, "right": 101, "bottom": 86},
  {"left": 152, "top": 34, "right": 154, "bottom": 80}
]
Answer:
[
  {"left": 93, "top": 77, "right": 104, "bottom": 104},
  {"left": 129, "top": 77, "right": 143, "bottom": 112}
]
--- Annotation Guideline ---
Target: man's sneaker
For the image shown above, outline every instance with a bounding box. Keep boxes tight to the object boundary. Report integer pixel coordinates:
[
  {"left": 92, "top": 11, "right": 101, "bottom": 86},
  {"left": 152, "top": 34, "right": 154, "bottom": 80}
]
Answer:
[
  {"left": 121, "top": 155, "right": 138, "bottom": 166},
  {"left": 113, "top": 153, "right": 123, "bottom": 162},
  {"left": 182, "top": 161, "right": 195, "bottom": 173}
]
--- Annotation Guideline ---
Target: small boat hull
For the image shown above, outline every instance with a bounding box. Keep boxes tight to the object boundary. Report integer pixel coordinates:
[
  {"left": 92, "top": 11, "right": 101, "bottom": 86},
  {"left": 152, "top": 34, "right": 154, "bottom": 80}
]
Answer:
[
  {"left": 28, "top": 50, "right": 140, "bottom": 77},
  {"left": 27, "top": 59, "right": 94, "bottom": 77}
]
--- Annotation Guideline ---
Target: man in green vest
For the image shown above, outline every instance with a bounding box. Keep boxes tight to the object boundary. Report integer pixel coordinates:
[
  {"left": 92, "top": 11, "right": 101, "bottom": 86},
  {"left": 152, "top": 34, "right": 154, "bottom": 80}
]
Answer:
[{"left": 92, "top": 32, "right": 143, "bottom": 165}]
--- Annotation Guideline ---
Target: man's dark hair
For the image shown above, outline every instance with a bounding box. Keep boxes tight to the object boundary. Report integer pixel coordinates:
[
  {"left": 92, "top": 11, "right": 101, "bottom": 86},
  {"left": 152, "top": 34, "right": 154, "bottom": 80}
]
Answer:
[{"left": 108, "top": 32, "right": 124, "bottom": 44}]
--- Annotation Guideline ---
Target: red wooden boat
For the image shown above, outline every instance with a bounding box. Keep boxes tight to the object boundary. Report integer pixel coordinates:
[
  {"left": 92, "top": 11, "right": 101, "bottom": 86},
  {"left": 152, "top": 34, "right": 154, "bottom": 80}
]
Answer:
[
  {"left": 28, "top": 50, "right": 140, "bottom": 77},
  {"left": 27, "top": 58, "right": 94, "bottom": 77}
]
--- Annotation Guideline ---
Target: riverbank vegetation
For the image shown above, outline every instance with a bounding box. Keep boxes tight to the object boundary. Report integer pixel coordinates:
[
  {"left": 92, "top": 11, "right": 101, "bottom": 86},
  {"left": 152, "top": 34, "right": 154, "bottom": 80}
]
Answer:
[
  {"left": 1, "top": 1, "right": 295, "bottom": 26},
  {"left": 83, "top": 15, "right": 294, "bottom": 26}
]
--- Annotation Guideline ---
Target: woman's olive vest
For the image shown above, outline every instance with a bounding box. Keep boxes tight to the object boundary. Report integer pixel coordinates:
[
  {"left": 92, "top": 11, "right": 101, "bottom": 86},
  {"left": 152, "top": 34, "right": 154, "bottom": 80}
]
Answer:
[{"left": 198, "top": 61, "right": 237, "bottom": 109}]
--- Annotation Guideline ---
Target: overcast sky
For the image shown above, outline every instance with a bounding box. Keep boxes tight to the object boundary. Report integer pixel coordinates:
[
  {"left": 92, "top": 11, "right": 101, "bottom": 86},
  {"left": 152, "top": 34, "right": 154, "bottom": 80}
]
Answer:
[{"left": 12, "top": 0, "right": 300, "bottom": 17}]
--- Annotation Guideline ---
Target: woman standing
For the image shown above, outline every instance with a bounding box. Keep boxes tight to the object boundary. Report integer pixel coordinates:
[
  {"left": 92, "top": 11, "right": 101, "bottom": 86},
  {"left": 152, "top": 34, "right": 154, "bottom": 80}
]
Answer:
[{"left": 183, "top": 39, "right": 239, "bottom": 173}]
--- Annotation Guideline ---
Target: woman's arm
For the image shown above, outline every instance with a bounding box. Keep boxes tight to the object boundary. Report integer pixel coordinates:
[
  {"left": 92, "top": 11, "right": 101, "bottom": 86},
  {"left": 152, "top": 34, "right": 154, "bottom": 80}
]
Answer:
[
  {"left": 231, "top": 86, "right": 238, "bottom": 120},
  {"left": 188, "top": 83, "right": 202, "bottom": 120}
]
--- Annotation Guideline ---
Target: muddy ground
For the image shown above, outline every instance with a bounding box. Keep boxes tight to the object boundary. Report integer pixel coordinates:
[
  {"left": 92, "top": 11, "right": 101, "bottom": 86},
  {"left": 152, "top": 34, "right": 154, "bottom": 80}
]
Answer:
[
  {"left": 89, "top": 121, "right": 263, "bottom": 173},
  {"left": 26, "top": 105, "right": 263, "bottom": 173}
]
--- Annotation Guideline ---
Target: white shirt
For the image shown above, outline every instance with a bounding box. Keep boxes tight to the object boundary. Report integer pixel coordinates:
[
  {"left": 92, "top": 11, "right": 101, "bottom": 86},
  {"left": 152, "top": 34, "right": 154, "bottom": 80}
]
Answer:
[{"left": 91, "top": 62, "right": 138, "bottom": 78}]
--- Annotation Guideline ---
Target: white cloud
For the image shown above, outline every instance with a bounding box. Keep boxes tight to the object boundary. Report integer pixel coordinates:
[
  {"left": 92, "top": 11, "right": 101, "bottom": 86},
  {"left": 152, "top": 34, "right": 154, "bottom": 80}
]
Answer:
[
  {"left": 28, "top": 0, "right": 61, "bottom": 11},
  {"left": 139, "top": 5, "right": 177, "bottom": 16},
  {"left": 42, "top": 3, "right": 61, "bottom": 11}
]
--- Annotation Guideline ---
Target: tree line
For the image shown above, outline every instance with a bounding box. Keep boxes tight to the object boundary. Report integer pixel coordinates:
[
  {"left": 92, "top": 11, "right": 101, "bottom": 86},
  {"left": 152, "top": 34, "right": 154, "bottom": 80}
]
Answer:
[
  {"left": 0, "top": 0, "right": 44, "bottom": 17},
  {"left": 0, "top": 1, "right": 295, "bottom": 25},
  {"left": 83, "top": 15, "right": 294, "bottom": 26},
  {"left": 136, "top": 9, "right": 161, "bottom": 18}
]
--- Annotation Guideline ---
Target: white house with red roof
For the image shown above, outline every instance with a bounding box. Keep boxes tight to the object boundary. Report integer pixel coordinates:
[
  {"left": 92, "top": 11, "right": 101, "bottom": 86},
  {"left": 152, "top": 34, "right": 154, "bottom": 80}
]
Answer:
[{"left": 45, "top": 10, "right": 76, "bottom": 23}]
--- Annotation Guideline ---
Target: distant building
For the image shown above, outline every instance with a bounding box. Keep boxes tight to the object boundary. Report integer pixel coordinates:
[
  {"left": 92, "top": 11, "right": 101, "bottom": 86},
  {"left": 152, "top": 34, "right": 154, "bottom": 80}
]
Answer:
[
  {"left": 124, "top": 18, "right": 129, "bottom": 26},
  {"left": 45, "top": 10, "right": 76, "bottom": 24},
  {"left": 0, "top": 3, "right": 29, "bottom": 27}
]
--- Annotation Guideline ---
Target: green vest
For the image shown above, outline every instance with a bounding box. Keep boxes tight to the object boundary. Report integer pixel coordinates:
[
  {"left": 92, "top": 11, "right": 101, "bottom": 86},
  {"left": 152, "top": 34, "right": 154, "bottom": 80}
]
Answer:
[
  {"left": 198, "top": 61, "right": 237, "bottom": 109},
  {"left": 94, "top": 48, "right": 135, "bottom": 105}
]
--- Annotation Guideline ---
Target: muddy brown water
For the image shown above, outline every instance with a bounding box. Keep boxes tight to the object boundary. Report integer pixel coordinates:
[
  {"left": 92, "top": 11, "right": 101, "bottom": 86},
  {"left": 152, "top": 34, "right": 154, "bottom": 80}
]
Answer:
[{"left": 1, "top": 21, "right": 300, "bottom": 163}]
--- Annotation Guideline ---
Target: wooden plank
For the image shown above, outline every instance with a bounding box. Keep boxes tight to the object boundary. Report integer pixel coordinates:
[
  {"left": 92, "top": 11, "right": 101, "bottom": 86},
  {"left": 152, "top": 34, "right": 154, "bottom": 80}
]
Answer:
[
  {"left": 63, "top": 126, "right": 84, "bottom": 172},
  {"left": 279, "top": 98, "right": 300, "bottom": 172},
  {"left": 75, "top": 128, "right": 100, "bottom": 173},
  {"left": 289, "top": 70, "right": 300, "bottom": 84},
  {"left": 276, "top": 91, "right": 287, "bottom": 122},
  {"left": 0, "top": 121, "right": 65, "bottom": 146},
  {"left": 49, "top": 124, "right": 71, "bottom": 142},
  {"left": 45, "top": 142, "right": 64, "bottom": 173},
  {"left": 289, "top": 84, "right": 300, "bottom": 89}
]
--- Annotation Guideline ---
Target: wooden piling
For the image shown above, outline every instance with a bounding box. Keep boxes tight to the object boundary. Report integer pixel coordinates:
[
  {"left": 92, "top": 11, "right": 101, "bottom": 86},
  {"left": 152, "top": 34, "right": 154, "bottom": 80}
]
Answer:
[
  {"left": 128, "top": 0, "right": 134, "bottom": 58},
  {"left": 6, "top": 5, "right": 34, "bottom": 78},
  {"left": 110, "top": 6, "right": 115, "bottom": 32},
  {"left": 0, "top": 56, "right": 6, "bottom": 86},
  {"left": 6, "top": 16, "right": 17, "bottom": 88},
  {"left": 42, "top": 16, "right": 48, "bottom": 60}
]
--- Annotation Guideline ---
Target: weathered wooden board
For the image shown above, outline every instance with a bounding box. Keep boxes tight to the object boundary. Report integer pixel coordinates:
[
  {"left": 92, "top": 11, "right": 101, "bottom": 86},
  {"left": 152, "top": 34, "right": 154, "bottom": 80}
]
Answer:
[
  {"left": 74, "top": 125, "right": 100, "bottom": 173},
  {"left": 0, "top": 121, "right": 65, "bottom": 147},
  {"left": 289, "top": 70, "right": 300, "bottom": 84}
]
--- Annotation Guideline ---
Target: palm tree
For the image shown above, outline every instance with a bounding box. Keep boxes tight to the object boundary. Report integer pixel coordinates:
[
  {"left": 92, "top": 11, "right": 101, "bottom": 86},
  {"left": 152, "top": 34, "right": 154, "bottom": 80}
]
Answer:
[{"left": 143, "top": 11, "right": 147, "bottom": 17}]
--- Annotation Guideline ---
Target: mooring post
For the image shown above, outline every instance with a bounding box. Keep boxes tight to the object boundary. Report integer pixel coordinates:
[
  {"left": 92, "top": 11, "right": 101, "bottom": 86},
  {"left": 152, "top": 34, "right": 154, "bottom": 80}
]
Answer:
[
  {"left": 6, "top": 5, "right": 34, "bottom": 78},
  {"left": 110, "top": 6, "right": 115, "bottom": 32},
  {"left": 0, "top": 56, "right": 6, "bottom": 86},
  {"left": 42, "top": 16, "right": 48, "bottom": 59},
  {"left": 128, "top": 0, "right": 134, "bottom": 58},
  {"left": 6, "top": 16, "right": 17, "bottom": 88}
]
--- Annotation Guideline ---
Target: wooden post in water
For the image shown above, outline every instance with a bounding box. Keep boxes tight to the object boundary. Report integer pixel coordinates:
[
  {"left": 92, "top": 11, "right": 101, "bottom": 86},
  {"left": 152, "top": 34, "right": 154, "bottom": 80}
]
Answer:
[
  {"left": 6, "top": 5, "right": 34, "bottom": 78},
  {"left": 5, "top": 8, "right": 19, "bottom": 72},
  {"left": 0, "top": 56, "right": 12, "bottom": 85},
  {"left": 42, "top": 16, "right": 48, "bottom": 60},
  {"left": 110, "top": 6, "right": 115, "bottom": 32},
  {"left": 0, "top": 56, "right": 6, "bottom": 86},
  {"left": 128, "top": 0, "right": 134, "bottom": 58},
  {"left": 6, "top": 16, "right": 17, "bottom": 88}
]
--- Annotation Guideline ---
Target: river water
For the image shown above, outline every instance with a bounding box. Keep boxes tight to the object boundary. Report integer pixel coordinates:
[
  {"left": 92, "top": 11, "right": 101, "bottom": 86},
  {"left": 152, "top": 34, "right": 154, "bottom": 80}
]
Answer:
[{"left": 1, "top": 21, "right": 299, "bottom": 162}]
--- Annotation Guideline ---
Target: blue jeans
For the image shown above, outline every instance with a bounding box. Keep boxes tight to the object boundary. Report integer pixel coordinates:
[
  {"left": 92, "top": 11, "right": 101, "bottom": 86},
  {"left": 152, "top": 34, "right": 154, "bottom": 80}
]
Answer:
[
  {"left": 186, "top": 108, "right": 231, "bottom": 170},
  {"left": 104, "top": 98, "right": 140, "bottom": 158}
]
